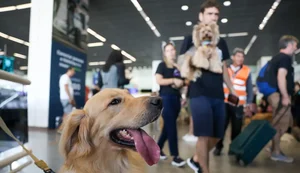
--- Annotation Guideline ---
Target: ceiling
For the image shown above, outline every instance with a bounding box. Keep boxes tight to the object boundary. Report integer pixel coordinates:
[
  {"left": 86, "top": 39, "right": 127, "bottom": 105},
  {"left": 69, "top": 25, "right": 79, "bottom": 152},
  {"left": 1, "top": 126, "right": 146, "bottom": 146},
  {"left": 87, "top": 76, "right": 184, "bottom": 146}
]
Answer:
[{"left": 0, "top": 0, "right": 300, "bottom": 72}]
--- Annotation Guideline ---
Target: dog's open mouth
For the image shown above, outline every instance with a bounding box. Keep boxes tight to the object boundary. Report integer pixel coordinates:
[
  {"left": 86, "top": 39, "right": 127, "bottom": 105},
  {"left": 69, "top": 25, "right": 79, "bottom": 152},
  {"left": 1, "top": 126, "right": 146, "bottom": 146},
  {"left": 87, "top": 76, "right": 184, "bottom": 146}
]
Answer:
[
  {"left": 110, "top": 128, "right": 160, "bottom": 166},
  {"left": 203, "top": 36, "right": 212, "bottom": 41}
]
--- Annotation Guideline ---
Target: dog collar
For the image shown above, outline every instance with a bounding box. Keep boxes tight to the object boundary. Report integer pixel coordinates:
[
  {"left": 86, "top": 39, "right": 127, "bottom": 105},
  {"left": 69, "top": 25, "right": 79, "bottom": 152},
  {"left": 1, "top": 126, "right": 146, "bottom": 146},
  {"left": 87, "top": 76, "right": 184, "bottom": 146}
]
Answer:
[{"left": 202, "top": 41, "right": 211, "bottom": 46}]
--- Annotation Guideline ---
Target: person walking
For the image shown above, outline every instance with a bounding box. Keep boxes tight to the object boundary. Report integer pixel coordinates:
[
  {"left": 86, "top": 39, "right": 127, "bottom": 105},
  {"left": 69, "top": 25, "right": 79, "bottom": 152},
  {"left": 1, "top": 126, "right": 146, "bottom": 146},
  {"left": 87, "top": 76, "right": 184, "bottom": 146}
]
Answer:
[
  {"left": 179, "top": 1, "right": 236, "bottom": 172},
  {"left": 57, "top": 67, "right": 76, "bottom": 133},
  {"left": 214, "top": 48, "right": 253, "bottom": 156},
  {"left": 156, "top": 43, "right": 186, "bottom": 167},
  {"left": 266, "top": 35, "right": 298, "bottom": 163}
]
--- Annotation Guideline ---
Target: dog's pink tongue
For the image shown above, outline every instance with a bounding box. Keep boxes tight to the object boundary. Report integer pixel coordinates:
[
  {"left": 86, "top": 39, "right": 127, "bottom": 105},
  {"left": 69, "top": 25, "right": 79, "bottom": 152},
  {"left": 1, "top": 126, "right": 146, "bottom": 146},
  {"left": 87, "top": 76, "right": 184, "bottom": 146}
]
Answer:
[{"left": 127, "top": 129, "right": 160, "bottom": 166}]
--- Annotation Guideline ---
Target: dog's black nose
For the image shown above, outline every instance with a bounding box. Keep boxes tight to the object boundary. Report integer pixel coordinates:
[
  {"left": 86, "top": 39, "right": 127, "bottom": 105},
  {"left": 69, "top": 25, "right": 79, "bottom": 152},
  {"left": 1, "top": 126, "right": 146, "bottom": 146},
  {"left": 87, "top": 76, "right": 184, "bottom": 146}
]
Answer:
[{"left": 150, "top": 97, "right": 163, "bottom": 109}]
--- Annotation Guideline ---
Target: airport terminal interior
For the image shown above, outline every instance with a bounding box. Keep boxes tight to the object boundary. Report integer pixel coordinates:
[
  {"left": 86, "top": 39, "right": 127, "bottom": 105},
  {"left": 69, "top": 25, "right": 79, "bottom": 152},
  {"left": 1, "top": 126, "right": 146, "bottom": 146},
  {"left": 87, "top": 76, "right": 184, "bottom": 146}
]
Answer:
[{"left": 0, "top": 0, "right": 300, "bottom": 173}]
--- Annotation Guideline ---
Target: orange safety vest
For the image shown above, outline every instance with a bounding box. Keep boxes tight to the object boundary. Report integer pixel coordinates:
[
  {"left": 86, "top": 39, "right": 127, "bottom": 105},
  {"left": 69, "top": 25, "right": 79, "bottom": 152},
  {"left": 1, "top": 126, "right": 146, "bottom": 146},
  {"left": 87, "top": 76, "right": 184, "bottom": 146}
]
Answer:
[{"left": 223, "top": 65, "right": 250, "bottom": 105}]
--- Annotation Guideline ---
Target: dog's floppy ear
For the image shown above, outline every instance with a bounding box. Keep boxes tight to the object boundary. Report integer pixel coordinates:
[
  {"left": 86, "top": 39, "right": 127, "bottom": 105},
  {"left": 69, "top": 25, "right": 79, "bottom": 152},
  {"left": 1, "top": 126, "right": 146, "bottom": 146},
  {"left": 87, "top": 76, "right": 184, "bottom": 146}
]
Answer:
[
  {"left": 59, "top": 109, "right": 93, "bottom": 160},
  {"left": 192, "top": 24, "right": 202, "bottom": 47},
  {"left": 210, "top": 23, "right": 220, "bottom": 45}
]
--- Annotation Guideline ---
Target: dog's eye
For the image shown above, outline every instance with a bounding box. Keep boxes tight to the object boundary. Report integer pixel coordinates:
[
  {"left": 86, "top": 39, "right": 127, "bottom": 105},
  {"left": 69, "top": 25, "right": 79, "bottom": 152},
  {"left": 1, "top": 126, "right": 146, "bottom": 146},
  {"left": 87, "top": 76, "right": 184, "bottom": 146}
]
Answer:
[{"left": 110, "top": 98, "right": 121, "bottom": 106}]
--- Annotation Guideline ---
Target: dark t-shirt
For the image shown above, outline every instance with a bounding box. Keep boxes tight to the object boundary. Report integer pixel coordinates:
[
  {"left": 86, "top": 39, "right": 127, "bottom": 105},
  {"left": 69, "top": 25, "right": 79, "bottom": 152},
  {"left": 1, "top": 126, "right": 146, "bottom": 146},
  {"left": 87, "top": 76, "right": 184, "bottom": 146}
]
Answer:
[
  {"left": 269, "top": 53, "right": 294, "bottom": 95},
  {"left": 180, "top": 35, "right": 230, "bottom": 99},
  {"left": 156, "top": 62, "right": 181, "bottom": 96}
]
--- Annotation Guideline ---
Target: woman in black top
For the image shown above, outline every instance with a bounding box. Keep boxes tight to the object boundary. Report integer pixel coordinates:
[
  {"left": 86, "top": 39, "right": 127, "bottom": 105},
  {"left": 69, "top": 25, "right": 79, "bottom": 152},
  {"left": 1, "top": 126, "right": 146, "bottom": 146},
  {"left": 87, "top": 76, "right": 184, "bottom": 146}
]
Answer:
[{"left": 156, "top": 43, "right": 186, "bottom": 167}]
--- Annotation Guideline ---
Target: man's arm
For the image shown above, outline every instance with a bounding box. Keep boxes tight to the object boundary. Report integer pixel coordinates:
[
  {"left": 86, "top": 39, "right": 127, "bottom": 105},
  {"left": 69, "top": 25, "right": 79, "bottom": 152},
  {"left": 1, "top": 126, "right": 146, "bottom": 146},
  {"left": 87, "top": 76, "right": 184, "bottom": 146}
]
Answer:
[
  {"left": 246, "top": 73, "right": 254, "bottom": 104},
  {"left": 277, "top": 68, "right": 289, "bottom": 98},
  {"left": 223, "top": 62, "right": 235, "bottom": 94},
  {"left": 64, "top": 84, "right": 73, "bottom": 101}
]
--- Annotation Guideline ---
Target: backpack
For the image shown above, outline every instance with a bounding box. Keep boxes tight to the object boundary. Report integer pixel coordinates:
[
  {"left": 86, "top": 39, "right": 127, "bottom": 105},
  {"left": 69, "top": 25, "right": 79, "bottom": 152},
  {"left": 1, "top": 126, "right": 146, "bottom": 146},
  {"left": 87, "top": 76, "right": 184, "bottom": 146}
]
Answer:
[{"left": 256, "top": 61, "right": 277, "bottom": 97}]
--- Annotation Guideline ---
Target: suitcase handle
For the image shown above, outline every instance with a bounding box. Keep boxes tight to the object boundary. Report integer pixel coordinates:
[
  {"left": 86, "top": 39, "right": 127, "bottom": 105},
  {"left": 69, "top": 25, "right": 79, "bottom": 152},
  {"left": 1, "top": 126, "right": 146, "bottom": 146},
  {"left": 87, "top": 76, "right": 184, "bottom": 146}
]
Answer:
[{"left": 271, "top": 100, "right": 290, "bottom": 127}]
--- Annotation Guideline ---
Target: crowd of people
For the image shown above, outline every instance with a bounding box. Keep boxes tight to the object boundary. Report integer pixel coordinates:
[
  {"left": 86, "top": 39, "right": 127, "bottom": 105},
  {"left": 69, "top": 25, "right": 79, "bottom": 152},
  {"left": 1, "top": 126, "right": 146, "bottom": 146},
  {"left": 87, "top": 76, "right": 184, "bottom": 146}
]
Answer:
[
  {"left": 154, "top": 1, "right": 299, "bottom": 173},
  {"left": 56, "top": 1, "right": 299, "bottom": 173}
]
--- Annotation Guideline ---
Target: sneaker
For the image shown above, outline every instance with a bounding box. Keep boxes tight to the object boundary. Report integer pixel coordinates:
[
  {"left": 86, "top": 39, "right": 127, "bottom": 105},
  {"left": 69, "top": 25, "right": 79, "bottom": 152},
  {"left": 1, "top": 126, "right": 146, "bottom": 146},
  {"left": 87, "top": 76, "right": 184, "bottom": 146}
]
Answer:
[
  {"left": 171, "top": 156, "right": 186, "bottom": 167},
  {"left": 213, "top": 148, "right": 222, "bottom": 156},
  {"left": 265, "top": 147, "right": 284, "bottom": 155},
  {"left": 182, "top": 134, "right": 198, "bottom": 142},
  {"left": 187, "top": 157, "right": 200, "bottom": 172},
  {"left": 197, "top": 169, "right": 203, "bottom": 173},
  {"left": 160, "top": 151, "right": 167, "bottom": 160},
  {"left": 271, "top": 153, "right": 294, "bottom": 163}
]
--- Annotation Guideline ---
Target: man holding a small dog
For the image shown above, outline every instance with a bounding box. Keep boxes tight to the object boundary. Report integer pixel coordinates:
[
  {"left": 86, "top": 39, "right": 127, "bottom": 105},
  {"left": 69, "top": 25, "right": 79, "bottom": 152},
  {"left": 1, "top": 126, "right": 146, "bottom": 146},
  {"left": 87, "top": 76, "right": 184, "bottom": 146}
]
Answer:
[{"left": 179, "top": 1, "right": 237, "bottom": 173}]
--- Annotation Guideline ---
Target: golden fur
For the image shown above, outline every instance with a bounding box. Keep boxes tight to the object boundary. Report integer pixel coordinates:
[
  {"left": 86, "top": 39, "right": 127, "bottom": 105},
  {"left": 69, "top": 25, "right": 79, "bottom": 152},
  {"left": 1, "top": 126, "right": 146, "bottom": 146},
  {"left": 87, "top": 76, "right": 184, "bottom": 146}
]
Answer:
[
  {"left": 181, "top": 22, "right": 222, "bottom": 81},
  {"left": 59, "top": 89, "right": 162, "bottom": 173}
]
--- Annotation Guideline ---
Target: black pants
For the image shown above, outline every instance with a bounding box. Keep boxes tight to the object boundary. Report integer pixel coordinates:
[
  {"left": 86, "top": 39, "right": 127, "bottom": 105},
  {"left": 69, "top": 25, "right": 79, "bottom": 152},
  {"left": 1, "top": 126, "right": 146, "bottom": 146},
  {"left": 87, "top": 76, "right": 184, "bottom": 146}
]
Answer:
[
  {"left": 157, "top": 95, "right": 181, "bottom": 156},
  {"left": 216, "top": 103, "right": 243, "bottom": 150}
]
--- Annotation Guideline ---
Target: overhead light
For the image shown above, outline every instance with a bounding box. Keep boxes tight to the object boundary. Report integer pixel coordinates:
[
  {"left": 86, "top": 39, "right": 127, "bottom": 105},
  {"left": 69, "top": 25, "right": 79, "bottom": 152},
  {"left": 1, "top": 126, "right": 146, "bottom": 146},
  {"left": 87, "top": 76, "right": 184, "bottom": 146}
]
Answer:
[
  {"left": 221, "top": 18, "right": 228, "bottom": 23},
  {"left": 87, "top": 28, "right": 106, "bottom": 42},
  {"left": 0, "top": 31, "right": 29, "bottom": 47},
  {"left": 220, "top": 34, "right": 227, "bottom": 37},
  {"left": 169, "top": 36, "right": 185, "bottom": 41},
  {"left": 153, "top": 30, "right": 161, "bottom": 37},
  {"left": 181, "top": 5, "right": 189, "bottom": 11},
  {"left": 88, "top": 42, "right": 104, "bottom": 47},
  {"left": 13, "top": 53, "right": 27, "bottom": 59},
  {"left": 124, "top": 60, "right": 132, "bottom": 64},
  {"left": 245, "top": 35, "right": 257, "bottom": 55},
  {"left": 186, "top": 21, "right": 192, "bottom": 26},
  {"left": 0, "top": 32, "right": 9, "bottom": 39},
  {"left": 23, "top": 42, "right": 30, "bottom": 47},
  {"left": 227, "top": 32, "right": 248, "bottom": 37},
  {"left": 111, "top": 44, "right": 120, "bottom": 50},
  {"left": 20, "top": 66, "right": 28, "bottom": 70},
  {"left": 131, "top": 0, "right": 143, "bottom": 11},
  {"left": 0, "top": 3, "right": 31, "bottom": 12},
  {"left": 0, "top": 6, "right": 17, "bottom": 12},
  {"left": 223, "top": 1, "right": 231, "bottom": 6},
  {"left": 16, "top": 3, "right": 31, "bottom": 10},
  {"left": 89, "top": 61, "right": 105, "bottom": 66},
  {"left": 121, "top": 51, "right": 136, "bottom": 62},
  {"left": 130, "top": 0, "right": 161, "bottom": 38},
  {"left": 8, "top": 36, "right": 25, "bottom": 44},
  {"left": 258, "top": 0, "right": 281, "bottom": 30}
]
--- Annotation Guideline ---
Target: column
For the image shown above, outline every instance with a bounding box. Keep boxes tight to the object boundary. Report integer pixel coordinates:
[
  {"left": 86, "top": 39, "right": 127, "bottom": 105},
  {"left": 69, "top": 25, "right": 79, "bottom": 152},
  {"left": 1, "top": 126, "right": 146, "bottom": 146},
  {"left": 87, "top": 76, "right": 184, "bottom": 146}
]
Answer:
[{"left": 28, "top": 0, "right": 88, "bottom": 128}]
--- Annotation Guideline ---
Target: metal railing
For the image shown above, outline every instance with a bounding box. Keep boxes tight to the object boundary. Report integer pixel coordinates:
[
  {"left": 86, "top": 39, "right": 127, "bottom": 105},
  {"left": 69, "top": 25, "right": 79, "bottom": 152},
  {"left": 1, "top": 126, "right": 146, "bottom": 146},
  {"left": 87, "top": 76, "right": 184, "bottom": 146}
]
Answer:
[{"left": 0, "top": 70, "right": 32, "bottom": 172}]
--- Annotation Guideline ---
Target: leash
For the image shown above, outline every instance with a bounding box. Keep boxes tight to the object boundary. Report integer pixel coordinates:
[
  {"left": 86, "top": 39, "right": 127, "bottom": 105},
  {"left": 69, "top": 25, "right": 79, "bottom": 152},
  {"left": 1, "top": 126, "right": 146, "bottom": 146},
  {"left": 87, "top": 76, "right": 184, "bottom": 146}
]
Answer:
[{"left": 0, "top": 117, "right": 56, "bottom": 173}]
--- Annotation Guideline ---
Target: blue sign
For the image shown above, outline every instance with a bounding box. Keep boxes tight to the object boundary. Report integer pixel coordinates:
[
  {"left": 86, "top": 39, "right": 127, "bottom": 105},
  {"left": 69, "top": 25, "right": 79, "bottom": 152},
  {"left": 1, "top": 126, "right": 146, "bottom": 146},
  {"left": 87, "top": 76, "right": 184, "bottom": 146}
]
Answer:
[{"left": 48, "top": 39, "right": 87, "bottom": 129}]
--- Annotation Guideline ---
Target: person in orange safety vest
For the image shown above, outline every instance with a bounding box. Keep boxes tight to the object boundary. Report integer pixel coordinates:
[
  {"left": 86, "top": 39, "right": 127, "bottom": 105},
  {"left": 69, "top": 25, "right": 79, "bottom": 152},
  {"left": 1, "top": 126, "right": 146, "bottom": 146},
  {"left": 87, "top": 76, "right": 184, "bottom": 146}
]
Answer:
[{"left": 214, "top": 48, "right": 254, "bottom": 156}]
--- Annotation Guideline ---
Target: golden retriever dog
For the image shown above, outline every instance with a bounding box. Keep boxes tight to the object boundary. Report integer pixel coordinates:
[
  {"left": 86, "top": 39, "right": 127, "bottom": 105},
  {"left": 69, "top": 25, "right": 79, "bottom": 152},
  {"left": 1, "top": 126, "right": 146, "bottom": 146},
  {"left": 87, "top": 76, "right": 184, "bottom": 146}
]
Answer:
[
  {"left": 181, "top": 22, "right": 222, "bottom": 81},
  {"left": 59, "top": 88, "right": 162, "bottom": 173}
]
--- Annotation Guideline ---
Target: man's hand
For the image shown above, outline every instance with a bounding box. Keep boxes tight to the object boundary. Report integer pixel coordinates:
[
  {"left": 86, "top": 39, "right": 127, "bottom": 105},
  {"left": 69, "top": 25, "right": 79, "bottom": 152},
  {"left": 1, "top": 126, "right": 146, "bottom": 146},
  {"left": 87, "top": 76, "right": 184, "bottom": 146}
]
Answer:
[
  {"left": 243, "top": 104, "right": 253, "bottom": 117},
  {"left": 69, "top": 98, "right": 76, "bottom": 106},
  {"left": 282, "top": 96, "right": 290, "bottom": 106}
]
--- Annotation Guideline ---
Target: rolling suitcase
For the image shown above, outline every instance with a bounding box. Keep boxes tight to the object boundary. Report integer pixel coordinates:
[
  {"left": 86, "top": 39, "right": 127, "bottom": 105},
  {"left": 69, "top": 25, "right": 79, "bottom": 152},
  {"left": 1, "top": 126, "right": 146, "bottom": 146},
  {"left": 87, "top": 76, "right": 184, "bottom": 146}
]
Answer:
[
  {"left": 229, "top": 120, "right": 276, "bottom": 166},
  {"left": 229, "top": 103, "right": 290, "bottom": 166}
]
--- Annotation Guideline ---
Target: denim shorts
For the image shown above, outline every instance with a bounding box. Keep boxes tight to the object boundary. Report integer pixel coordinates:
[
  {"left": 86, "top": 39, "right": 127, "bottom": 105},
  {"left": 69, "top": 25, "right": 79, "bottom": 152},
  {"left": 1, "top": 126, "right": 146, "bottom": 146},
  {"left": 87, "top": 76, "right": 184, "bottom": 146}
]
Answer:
[
  {"left": 190, "top": 96, "right": 226, "bottom": 138},
  {"left": 61, "top": 99, "right": 73, "bottom": 114}
]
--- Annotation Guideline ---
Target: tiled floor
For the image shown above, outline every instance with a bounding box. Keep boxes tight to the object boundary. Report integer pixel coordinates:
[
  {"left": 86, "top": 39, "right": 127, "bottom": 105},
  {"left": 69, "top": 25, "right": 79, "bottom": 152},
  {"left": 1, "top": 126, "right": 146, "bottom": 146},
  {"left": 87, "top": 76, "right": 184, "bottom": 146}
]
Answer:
[{"left": 20, "top": 124, "right": 300, "bottom": 173}]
